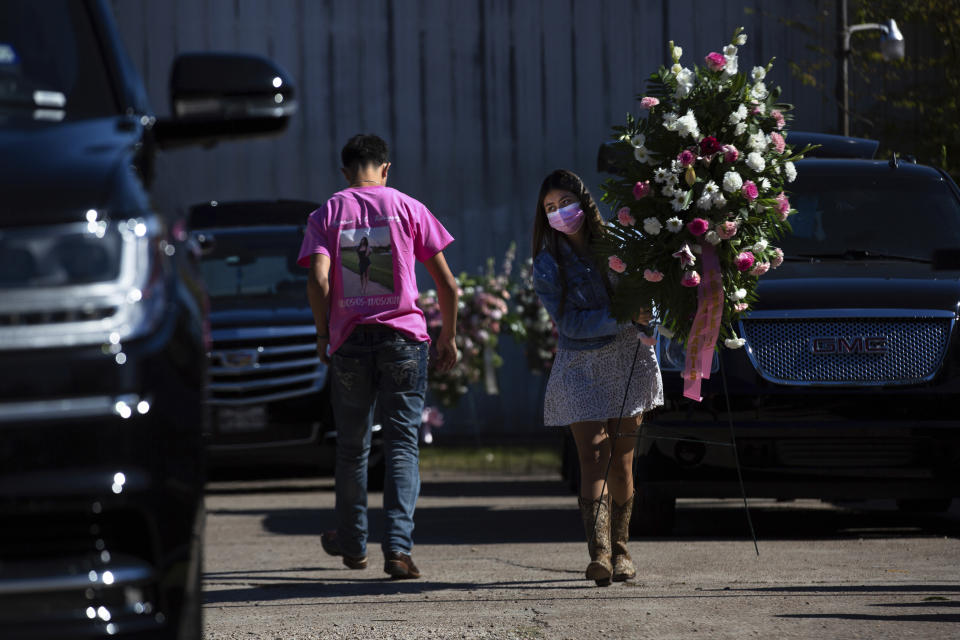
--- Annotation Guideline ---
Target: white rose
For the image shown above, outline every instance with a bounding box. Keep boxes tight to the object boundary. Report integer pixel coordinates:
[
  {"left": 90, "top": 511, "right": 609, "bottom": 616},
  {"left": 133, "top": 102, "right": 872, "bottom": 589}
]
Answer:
[
  {"left": 785, "top": 161, "right": 797, "bottom": 182},
  {"left": 746, "top": 151, "right": 766, "bottom": 172},
  {"left": 722, "top": 171, "right": 743, "bottom": 193},
  {"left": 751, "top": 66, "right": 766, "bottom": 82},
  {"left": 642, "top": 217, "right": 662, "bottom": 235},
  {"left": 705, "top": 230, "right": 721, "bottom": 245}
]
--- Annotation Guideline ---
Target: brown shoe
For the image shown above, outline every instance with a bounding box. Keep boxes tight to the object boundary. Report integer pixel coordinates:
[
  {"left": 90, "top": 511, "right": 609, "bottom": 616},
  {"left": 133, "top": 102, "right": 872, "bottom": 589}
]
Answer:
[
  {"left": 384, "top": 551, "right": 421, "bottom": 579},
  {"left": 578, "top": 495, "right": 613, "bottom": 587},
  {"left": 611, "top": 494, "right": 637, "bottom": 582},
  {"left": 320, "top": 530, "right": 368, "bottom": 570}
]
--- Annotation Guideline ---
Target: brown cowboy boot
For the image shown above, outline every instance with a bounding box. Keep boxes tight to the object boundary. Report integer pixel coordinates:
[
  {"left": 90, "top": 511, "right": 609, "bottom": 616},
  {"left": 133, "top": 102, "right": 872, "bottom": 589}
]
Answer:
[
  {"left": 610, "top": 494, "right": 637, "bottom": 581},
  {"left": 578, "top": 495, "right": 613, "bottom": 586}
]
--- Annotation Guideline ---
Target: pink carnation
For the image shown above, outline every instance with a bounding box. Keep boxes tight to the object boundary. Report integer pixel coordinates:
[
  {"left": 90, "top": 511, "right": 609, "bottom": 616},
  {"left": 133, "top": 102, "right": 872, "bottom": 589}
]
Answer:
[
  {"left": 771, "top": 109, "right": 786, "bottom": 130},
  {"left": 741, "top": 180, "right": 759, "bottom": 201},
  {"left": 643, "top": 269, "right": 664, "bottom": 282},
  {"left": 617, "top": 207, "right": 636, "bottom": 226},
  {"left": 640, "top": 96, "right": 660, "bottom": 109},
  {"left": 770, "top": 131, "right": 786, "bottom": 154},
  {"left": 608, "top": 255, "right": 627, "bottom": 273},
  {"left": 775, "top": 192, "right": 791, "bottom": 219},
  {"left": 721, "top": 144, "right": 739, "bottom": 163},
  {"left": 632, "top": 180, "right": 651, "bottom": 200},
  {"left": 705, "top": 52, "right": 726, "bottom": 71},
  {"left": 734, "top": 302, "right": 750, "bottom": 312},
  {"left": 750, "top": 262, "right": 770, "bottom": 276},
  {"left": 735, "top": 251, "right": 756, "bottom": 272},
  {"left": 770, "top": 247, "right": 784, "bottom": 268},
  {"left": 716, "top": 220, "right": 739, "bottom": 239},
  {"left": 686, "top": 218, "right": 710, "bottom": 236},
  {"left": 678, "top": 149, "right": 696, "bottom": 167},
  {"left": 681, "top": 271, "right": 701, "bottom": 287}
]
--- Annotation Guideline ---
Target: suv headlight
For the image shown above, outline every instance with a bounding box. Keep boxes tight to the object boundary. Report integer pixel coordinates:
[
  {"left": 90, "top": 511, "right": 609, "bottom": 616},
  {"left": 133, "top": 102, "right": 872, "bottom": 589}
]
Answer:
[{"left": 0, "top": 213, "right": 168, "bottom": 350}]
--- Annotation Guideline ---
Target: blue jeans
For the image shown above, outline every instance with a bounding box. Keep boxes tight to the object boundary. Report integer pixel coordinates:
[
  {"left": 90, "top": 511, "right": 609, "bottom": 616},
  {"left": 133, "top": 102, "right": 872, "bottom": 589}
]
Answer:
[{"left": 330, "top": 325, "right": 428, "bottom": 557}]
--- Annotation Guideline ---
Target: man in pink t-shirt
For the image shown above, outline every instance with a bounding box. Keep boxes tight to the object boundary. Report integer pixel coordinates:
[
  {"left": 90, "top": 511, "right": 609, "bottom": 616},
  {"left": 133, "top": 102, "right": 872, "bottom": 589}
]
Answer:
[{"left": 299, "top": 134, "right": 458, "bottom": 580}]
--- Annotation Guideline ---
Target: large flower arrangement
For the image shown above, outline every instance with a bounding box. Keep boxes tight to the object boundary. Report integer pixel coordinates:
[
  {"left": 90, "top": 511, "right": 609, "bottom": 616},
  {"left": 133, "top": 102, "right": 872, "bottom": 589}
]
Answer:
[{"left": 596, "top": 27, "right": 814, "bottom": 352}]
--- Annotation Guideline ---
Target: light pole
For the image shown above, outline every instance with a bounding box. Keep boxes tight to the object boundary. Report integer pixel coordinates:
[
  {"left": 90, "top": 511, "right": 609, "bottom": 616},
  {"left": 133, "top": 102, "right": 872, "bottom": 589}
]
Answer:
[{"left": 836, "top": 0, "right": 905, "bottom": 136}]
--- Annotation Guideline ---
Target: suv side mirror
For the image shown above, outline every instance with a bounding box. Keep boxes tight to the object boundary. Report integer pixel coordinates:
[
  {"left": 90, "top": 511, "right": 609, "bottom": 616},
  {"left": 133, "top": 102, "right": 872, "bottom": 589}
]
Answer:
[{"left": 154, "top": 53, "right": 297, "bottom": 149}]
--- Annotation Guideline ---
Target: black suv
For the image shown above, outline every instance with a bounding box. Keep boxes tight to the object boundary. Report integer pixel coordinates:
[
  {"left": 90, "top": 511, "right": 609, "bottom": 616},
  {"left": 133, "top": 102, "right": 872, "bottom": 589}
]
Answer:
[
  {"left": 0, "top": 1, "right": 295, "bottom": 637},
  {"left": 632, "top": 133, "right": 960, "bottom": 534}
]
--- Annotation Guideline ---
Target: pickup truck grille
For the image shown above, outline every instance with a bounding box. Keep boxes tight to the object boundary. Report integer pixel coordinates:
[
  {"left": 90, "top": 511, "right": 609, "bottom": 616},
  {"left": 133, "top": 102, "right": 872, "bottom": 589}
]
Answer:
[
  {"left": 208, "top": 326, "right": 326, "bottom": 406},
  {"left": 739, "top": 314, "right": 953, "bottom": 386}
]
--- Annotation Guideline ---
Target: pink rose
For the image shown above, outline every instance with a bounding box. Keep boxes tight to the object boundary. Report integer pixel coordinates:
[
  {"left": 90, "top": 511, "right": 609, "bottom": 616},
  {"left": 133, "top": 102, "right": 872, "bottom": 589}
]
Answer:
[
  {"left": 770, "top": 247, "right": 784, "bottom": 268},
  {"left": 734, "top": 302, "right": 749, "bottom": 312},
  {"left": 643, "top": 269, "right": 664, "bottom": 282},
  {"left": 771, "top": 109, "right": 786, "bottom": 130},
  {"left": 751, "top": 105, "right": 764, "bottom": 115},
  {"left": 686, "top": 218, "right": 710, "bottom": 236},
  {"left": 640, "top": 96, "right": 660, "bottom": 109},
  {"left": 750, "top": 262, "right": 770, "bottom": 276},
  {"left": 775, "top": 192, "right": 791, "bottom": 219},
  {"left": 721, "top": 144, "right": 739, "bottom": 163},
  {"left": 678, "top": 149, "right": 696, "bottom": 167},
  {"left": 705, "top": 52, "right": 726, "bottom": 71},
  {"left": 770, "top": 131, "right": 786, "bottom": 153},
  {"left": 716, "top": 220, "right": 739, "bottom": 239},
  {"left": 608, "top": 255, "right": 627, "bottom": 273},
  {"left": 617, "top": 207, "right": 636, "bottom": 226},
  {"left": 699, "top": 136, "right": 722, "bottom": 156},
  {"left": 735, "top": 251, "right": 756, "bottom": 272},
  {"left": 632, "top": 180, "right": 651, "bottom": 200},
  {"left": 681, "top": 271, "right": 702, "bottom": 287},
  {"left": 742, "top": 180, "right": 759, "bottom": 201}
]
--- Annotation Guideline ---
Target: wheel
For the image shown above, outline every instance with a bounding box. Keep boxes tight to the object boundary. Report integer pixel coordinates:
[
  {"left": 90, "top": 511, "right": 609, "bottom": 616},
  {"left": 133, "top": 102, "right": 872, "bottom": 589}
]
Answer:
[
  {"left": 629, "top": 485, "right": 676, "bottom": 536},
  {"left": 896, "top": 498, "right": 953, "bottom": 513}
]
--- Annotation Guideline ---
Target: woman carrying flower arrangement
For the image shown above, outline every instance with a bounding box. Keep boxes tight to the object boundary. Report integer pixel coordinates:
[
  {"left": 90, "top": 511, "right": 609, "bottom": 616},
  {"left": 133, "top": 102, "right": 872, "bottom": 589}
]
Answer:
[{"left": 532, "top": 169, "right": 663, "bottom": 586}]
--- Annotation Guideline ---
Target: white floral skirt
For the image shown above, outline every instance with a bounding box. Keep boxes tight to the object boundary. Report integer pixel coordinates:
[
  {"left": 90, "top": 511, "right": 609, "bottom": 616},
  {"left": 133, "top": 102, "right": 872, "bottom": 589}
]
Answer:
[{"left": 543, "top": 326, "right": 664, "bottom": 427}]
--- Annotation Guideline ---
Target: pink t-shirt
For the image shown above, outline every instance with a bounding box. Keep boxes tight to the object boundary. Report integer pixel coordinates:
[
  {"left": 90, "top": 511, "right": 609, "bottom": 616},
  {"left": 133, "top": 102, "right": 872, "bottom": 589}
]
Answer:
[{"left": 297, "top": 186, "right": 453, "bottom": 353}]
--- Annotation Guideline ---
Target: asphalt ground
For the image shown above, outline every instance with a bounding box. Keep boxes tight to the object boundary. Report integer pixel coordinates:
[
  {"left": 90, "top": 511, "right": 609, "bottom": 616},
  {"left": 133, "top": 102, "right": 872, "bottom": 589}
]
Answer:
[{"left": 202, "top": 472, "right": 960, "bottom": 639}]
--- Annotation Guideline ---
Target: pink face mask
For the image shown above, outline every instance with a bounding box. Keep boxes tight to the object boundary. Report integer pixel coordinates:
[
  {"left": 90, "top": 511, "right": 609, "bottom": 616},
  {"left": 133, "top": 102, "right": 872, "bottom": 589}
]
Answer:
[{"left": 546, "top": 202, "right": 585, "bottom": 235}]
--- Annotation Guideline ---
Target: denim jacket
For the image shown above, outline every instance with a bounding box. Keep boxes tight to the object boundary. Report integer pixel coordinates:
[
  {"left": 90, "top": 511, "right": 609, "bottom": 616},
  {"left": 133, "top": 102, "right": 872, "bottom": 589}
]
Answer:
[{"left": 533, "top": 240, "right": 623, "bottom": 351}]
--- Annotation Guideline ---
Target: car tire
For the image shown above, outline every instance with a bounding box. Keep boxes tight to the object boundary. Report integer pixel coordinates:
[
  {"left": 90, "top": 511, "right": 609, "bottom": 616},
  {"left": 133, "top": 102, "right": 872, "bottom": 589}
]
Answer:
[{"left": 895, "top": 498, "right": 953, "bottom": 513}]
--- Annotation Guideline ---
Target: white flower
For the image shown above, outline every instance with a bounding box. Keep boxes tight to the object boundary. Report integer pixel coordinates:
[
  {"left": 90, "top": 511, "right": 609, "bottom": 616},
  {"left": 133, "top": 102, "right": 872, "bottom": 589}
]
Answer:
[
  {"left": 671, "top": 63, "right": 682, "bottom": 75},
  {"left": 753, "top": 239, "right": 768, "bottom": 252},
  {"left": 730, "top": 103, "right": 748, "bottom": 123},
  {"left": 642, "top": 217, "right": 662, "bottom": 235},
  {"left": 703, "top": 180, "right": 719, "bottom": 196},
  {"left": 729, "top": 288, "right": 748, "bottom": 301},
  {"left": 630, "top": 134, "right": 645, "bottom": 148},
  {"left": 722, "top": 170, "right": 743, "bottom": 193},
  {"left": 653, "top": 167, "right": 670, "bottom": 184},
  {"left": 705, "top": 230, "right": 721, "bottom": 245},
  {"left": 668, "top": 162, "right": 681, "bottom": 177},
  {"left": 747, "top": 132, "right": 768, "bottom": 151},
  {"left": 697, "top": 193, "right": 713, "bottom": 210},
  {"left": 751, "top": 66, "right": 766, "bottom": 82},
  {"left": 724, "top": 54, "right": 739, "bottom": 76},
  {"left": 753, "top": 102, "right": 766, "bottom": 115},
  {"left": 725, "top": 337, "right": 746, "bottom": 349},
  {"left": 665, "top": 217, "right": 683, "bottom": 233},
  {"left": 634, "top": 146, "right": 650, "bottom": 163},
  {"left": 735, "top": 32, "right": 747, "bottom": 46},
  {"left": 751, "top": 81, "right": 768, "bottom": 100},
  {"left": 712, "top": 192, "right": 727, "bottom": 208},
  {"left": 675, "top": 109, "right": 700, "bottom": 139},
  {"left": 746, "top": 151, "right": 766, "bottom": 172},
  {"left": 661, "top": 184, "right": 675, "bottom": 197},
  {"left": 663, "top": 111, "right": 679, "bottom": 130},
  {"left": 672, "top": 45, "right": 683, "bottom": 59},
  {"left": 760, "top": 177, "right": 772, "bottom": 191},
  {"left": 734, "top": 122, "right": 747, "bottom": 136},
  {"left": 675, "top": 68, "right": 695, "bottom": 99},
  {"left": 724, "top": 44, "right": 737, "bottom": 57},
  {"left": 784, "top": 161, "right": 797, "bottom": 182},
  {"left": 670, "top": 191, "right": 689, "bottom": 212}
]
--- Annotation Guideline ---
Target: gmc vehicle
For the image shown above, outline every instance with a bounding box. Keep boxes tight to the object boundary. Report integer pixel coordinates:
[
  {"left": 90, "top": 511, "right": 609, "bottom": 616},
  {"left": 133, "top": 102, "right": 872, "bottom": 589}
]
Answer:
[
  {"left": 0, "top": 1, "right": 295, "bottom": 637},
  {"left": 632, "top": 133, "right": 960, "bottom": 534},
  {"left": 189, "top": 200, "right": 384, "bottom": 486}
]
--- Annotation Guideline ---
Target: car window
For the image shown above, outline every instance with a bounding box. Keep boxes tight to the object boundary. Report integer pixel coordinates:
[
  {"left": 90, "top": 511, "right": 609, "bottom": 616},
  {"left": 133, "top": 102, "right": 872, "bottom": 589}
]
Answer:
[
  {"left": 784, "top": 173, "right": 960, "bottom": 259},
  {"left": 0, "top": 0, "right": 118, "bottom": 121},
  {"left": 198, "top": 228, "right": 307, "bottom": 303}
]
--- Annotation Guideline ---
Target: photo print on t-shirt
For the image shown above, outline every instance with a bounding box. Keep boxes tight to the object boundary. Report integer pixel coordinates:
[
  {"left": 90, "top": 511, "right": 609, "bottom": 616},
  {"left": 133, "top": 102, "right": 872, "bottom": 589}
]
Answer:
[{"left": 338, "top": 225, "right": 397, "bottom": 301}]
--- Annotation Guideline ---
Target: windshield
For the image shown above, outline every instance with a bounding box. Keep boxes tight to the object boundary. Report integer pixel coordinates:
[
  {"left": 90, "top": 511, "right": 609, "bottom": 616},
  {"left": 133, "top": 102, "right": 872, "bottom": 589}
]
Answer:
[
  {"left": 198, "top": 228, "right": 307, "bottom": 304},
  {"left": 782, "top": 171, "right": 960, "bottom": 261},
  {"left": 0, "top": 1, "right": 118, "bottom": 121}
]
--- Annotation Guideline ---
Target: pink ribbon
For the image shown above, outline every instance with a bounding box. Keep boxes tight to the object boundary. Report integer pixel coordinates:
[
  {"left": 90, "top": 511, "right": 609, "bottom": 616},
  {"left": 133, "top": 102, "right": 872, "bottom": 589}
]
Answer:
[{"left": 682, "top": 244, "right": 724, "bottom": 402}]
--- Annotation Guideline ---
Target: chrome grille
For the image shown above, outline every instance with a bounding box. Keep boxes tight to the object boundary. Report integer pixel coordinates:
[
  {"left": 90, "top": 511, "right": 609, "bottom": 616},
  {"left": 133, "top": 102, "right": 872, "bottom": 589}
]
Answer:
[
  {"left": 208, "top": 326, "right": 326, "bottom": 405},
  {"left": 739, "top": 313, "right": 953, "bottom": 386}
]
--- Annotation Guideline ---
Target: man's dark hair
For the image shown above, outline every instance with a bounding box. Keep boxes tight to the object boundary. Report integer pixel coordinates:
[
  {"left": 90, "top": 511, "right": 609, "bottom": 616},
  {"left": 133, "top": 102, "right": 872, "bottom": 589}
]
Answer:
[{"left": 341, "top": 134, "right": 389, "bottom": 173}]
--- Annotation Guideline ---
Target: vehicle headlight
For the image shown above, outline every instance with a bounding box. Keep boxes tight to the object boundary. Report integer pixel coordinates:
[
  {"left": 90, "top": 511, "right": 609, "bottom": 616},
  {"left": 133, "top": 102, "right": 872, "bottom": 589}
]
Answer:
[{"left": 0, "top": 214, "right": 168, "bottom": 349}]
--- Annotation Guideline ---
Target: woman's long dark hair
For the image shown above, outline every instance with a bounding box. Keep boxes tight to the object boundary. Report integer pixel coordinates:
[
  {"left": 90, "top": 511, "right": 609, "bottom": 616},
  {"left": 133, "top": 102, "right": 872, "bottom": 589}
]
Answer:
[{"left": 531, "top": 169, "right": 610, "bottom": 319}]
